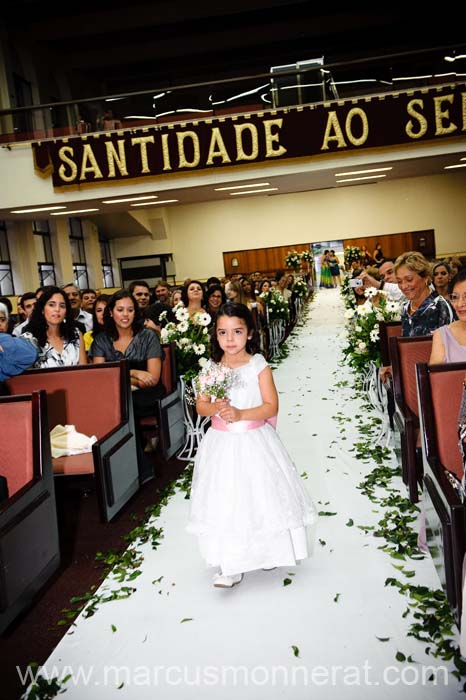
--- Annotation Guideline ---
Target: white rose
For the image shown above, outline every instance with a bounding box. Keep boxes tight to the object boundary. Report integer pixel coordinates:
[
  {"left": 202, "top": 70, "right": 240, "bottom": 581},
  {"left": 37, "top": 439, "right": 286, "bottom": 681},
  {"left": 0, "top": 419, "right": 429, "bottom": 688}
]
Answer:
[
  {"left": 344, "top": 308, "right": 355, "bottom": 319},
  {"left": 198, "top": 357, "right": 208, "bottom": 368}
]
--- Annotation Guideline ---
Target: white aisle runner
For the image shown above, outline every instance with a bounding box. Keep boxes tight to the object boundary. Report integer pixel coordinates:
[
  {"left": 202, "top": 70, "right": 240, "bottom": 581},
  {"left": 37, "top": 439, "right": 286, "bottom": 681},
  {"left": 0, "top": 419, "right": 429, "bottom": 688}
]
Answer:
[{"left": 40, "top": 289, "right": 460, "bottom": 699}]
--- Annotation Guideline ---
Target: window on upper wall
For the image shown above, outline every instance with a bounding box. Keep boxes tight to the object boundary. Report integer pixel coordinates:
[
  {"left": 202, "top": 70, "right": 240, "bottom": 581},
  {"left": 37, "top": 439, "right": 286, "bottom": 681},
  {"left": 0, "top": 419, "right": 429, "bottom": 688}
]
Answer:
[
  {"left": 100, "top": 235, "right": 115, "bottom": 288},
  {"left": 33, "top": 220, "right": 57, "bottom": 287},
  {"left": 0, "top": 221, "right": 14, "bottom": 295},
  {"left": 69, "top": 218, "right": 89, "bottom": 289}
]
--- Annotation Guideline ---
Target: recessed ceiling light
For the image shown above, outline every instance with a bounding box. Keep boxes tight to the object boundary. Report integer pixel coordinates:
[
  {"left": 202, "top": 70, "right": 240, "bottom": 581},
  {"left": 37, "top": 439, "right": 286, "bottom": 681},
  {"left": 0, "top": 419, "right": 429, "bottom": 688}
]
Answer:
[
  {"left": 215, "top": 182, "right": 271, "bottom": 191},
  {"left": 10, "top": 205, "right": 67, "bottom": 214},
  {"left": 131, "top": 199, "right": 179, "bottom": 206},
  {"left": 335, "top": 167, "right": 392, "bottom": 177},
  {"left": 50, "top": 208, "right": 100, "bottom": 216},
  {"left": 444, "top": 163, "right": 466, "bottom": 169},
  {"left": 229, "top": 188, "right": 278, "bottom": 195},
  {"left": 102, "top": 195, "right": 158, "bottom": 204},
  {"left": 336, "top": 175, "right": 387, "bottom": 183}
]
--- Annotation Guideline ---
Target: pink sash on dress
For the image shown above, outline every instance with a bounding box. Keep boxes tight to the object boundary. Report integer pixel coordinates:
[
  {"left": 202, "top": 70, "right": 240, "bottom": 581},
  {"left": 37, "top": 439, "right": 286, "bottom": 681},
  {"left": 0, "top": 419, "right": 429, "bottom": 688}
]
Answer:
[{"left": 211, "top": 415, "right": 277, "bottom": 432}]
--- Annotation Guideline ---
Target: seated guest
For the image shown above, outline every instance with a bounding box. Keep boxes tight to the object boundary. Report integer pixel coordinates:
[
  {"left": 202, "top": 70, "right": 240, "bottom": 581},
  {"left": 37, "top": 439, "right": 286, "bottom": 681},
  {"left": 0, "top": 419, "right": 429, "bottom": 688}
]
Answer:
[
  {"left": 359, "top": 259, "right": 405, "bottom": 301},
  {"left": 448, "top": 256, "right": 463, "bottom": 281},
  {"left": 81, "top": 288, "right": 97, "bottom": 313},
  {"left": 128, "top": 280, "right": 151, "bottom": 311},
  {"left": 23, "top": 287, "right": 87, "bottom": 367},
  {"left": 89, "top": 290, "right": 165, "bottom": 482},
  {"left": 62, "top": 283, "right": 92, "bottom": 332},
  {"left": 0, "top": 332, "right": 38, "bottom": 383},
  {"left": 181, "top": 280, "right": 207, "bottom": 317},
  {"left": 395, "top": 251, "right": 455, "bottom": 337},
  {"left": 83, "top": 294, "right": 109, "bottom": 352},
  {"left": 154, "top": 280, "right": 170, "bottom": 304},
  {"left": 169, "top": 288, "right": 183, "bottom": 307},
  {"left": 225, "top": 281, "right": 246, "bottom": 304},
  {"left": 241, "top": 277, "right": 265, "bottom": 315},
  {"left": 13, "top": 292, "right": 37, "bottom": 336},
  {"left": 276, "top": 273, "right": 292, "bottom": 301},
  {"left": 429, "top": 267, "right": 466, "bottom": 363},
  {"left": 432, "top": 260, "right": 452, "bottom": 299},
  {"left": 205, "top": 284, "right": 226, "bottom": 321},
  {"left": 259, "top": 279, "right": 272, "bottom": 295},
  {"left": 206, "top": 276, "right": 221, "bottom": 289},
  {"left": 144, "top": 302, "right": 175, "bottom": 335},
  {"left": 0, "top": 302, "right": 11, "bottom": 334},
  {"left": 0, "top": 298, "right": 15, "bottom": 333}
]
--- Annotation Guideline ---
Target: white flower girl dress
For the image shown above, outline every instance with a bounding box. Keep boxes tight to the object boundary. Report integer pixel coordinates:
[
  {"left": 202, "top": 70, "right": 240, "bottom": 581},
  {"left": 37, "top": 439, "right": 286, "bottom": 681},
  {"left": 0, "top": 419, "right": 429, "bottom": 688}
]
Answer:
[{"left": 187, "top": 354, "right": 317, "bottom": 576}]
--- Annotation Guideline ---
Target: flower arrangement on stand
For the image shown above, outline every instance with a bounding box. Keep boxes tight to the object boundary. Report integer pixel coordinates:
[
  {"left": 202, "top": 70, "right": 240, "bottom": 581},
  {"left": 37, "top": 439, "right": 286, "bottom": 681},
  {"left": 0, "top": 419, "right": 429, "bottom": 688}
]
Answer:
[
  {"left": 292, "top": 277, "right": 309, "bottom": 298},
  {"left": 284, "top": 250, "right": 301, "bottom": 271},
  {"left": 160, "top": 303, "right": 211, "bottom": 381},
  {"left": 300, "top": 250, "right": 313, "bottom": 264},
  {"left": 342, "top": 289, "right": 401, "bottom": 373},
  {"left": 259, "top": 288, "right": 290, "bottom": 321},
  {"left": 344, "top": 245, "right": 361, "bottom": 267}
]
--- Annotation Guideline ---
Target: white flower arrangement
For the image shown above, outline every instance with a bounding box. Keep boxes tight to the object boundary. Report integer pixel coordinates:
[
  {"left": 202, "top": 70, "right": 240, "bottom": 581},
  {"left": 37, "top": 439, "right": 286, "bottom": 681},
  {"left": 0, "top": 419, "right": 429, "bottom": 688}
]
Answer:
[
  {"left": 259, "top": 288, "right": 290, "bottom": 321},
  {"left": 285, "top": 250, "right": 301, "bottom": 270},
  {"left": 300, "top": 250, "right": 314, "bottom": 263},
  {"left": 292, "top": 277, "right": 309, "bottom": 298},
  {"left": 344, "top": 246, "right": 361, "bottom": 265},
  {"left": 160, "top": 302, "right": 211, "bottom": 380}
]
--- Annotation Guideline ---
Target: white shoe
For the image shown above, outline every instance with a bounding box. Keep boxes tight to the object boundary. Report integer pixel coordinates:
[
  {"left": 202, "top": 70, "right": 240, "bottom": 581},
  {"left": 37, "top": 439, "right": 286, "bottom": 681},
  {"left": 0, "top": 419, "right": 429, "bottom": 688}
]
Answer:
[{"left": 213, "top": 572, "right": 243, "bottom": 588}]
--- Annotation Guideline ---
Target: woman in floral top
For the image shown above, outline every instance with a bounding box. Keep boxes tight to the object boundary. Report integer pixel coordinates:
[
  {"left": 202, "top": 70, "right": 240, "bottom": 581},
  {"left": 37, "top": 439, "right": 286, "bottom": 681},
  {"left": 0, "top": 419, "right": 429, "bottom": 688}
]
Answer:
[{"left": 394, "top": 251, "right": 455, "bottom": 337}]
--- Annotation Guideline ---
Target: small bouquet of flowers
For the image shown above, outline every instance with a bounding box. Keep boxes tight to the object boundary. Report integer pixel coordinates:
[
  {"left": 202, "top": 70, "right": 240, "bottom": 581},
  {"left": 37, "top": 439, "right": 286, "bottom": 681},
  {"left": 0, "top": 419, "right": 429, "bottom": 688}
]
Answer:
[
  {"left": 285, "top": 250, "right": 301, "bottom": 270},
  {"left": 194, "top": 361, "right": 238, "bottom": 399}
]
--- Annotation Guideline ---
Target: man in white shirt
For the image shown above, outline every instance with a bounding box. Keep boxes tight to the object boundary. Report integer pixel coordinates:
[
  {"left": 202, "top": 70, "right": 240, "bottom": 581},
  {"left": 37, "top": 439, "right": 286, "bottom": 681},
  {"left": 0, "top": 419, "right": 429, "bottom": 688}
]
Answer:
[
  {"left": 62, "top": 283, "right": 93, "bottom": 331},
  {"left": 359, "top": 259, "right": 405, "bottom": 301},
  {"left": 13, "top": 292, "right": 37, "bottom": 336}
]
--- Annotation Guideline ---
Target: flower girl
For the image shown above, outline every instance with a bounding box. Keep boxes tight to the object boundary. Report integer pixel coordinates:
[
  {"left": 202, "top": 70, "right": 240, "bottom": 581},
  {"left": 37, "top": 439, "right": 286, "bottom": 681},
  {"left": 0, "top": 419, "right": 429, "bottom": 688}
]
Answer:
[{"left": 187, "top": 302, "right": 316, "bottom": 588}]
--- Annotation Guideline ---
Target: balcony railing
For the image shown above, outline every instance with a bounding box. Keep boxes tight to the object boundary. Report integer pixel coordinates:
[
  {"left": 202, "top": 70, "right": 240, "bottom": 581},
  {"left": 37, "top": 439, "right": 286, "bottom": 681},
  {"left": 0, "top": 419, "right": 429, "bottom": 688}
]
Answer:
[{"left": 0, "top": 44, "right": 465, "bottom": 145}]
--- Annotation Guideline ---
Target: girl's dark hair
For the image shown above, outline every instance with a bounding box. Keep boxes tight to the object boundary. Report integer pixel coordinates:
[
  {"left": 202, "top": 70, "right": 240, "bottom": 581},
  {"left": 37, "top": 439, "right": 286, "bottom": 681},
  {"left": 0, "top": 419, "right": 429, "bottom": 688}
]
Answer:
[
  {"left": 25, "top": 286, "right": 78, "bottom": 346},
  {"left": 103, "top": 290, "right": 143, "bottom": 339},
  {"left": 259, "top": 278, "right": 271, "bottom": 293},
  {"left": 92, "top": 294, "right": 110, "bottom": 334},
  {"left": 206, "top": 284, "right": 226, "bottom": 305},
  {"left": 449, "top": 265, "right": 466, "bottom": 294},
  {"left": 210, "top": 302, "right": 261, "bottom": 362},
  {"left": 181, "top": 279, "right": 206, "bottom": 308}
]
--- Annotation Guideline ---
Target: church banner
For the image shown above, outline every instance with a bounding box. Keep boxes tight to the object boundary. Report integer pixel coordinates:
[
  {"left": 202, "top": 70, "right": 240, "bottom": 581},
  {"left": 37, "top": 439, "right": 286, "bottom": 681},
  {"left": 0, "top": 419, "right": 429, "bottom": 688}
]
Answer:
[{"left": 32, "top": 83, "right": 466, "bottom": 191}]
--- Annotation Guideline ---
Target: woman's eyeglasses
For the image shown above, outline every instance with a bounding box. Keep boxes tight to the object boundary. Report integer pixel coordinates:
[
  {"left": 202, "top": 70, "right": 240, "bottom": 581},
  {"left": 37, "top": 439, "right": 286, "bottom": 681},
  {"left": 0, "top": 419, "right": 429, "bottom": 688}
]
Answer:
[{"left": 450, "top": 293, "right": 466, "bottom": 303}]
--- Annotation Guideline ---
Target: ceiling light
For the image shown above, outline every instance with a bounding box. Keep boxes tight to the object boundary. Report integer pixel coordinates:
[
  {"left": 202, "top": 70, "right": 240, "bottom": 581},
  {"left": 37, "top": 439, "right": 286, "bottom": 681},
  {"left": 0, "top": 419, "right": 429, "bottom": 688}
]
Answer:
[
  {"left": 336, "top": 175, "right": 387, "bottom": 183},
  {"left": 10, "top": 205, "right": 67, "bottom": 214},
  {"left": 131, "top": 199, "right": 179, "bottom": 206},
  {"left": 214, "top": 182, "right": 271, "bottom": 191},
  {"left": 335, "top": 167, "right": 392, "bottom": 177},
  {"left": 229, "top": 188, "right": 278, "bottom": 195},
  {"left": 102, "top": 195, "right": 158, "bottom": 204},
  {"left": 444, "top": 54, "right": 466, "bottom": 62},
  {"left": 444, "top": 163, "right": 466, "bottom": 169},
  {"left": 50, "top": 208, "right": 100, "bottom": 216}
]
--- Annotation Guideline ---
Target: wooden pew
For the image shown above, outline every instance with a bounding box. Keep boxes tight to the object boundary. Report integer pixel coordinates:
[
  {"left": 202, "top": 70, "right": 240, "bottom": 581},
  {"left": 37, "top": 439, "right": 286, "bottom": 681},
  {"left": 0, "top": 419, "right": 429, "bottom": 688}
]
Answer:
[
  {"left": 416, "top": 361, "right": 466, "bottom": 621},
  {"left": 6, "top": 361, "right": 138, "bottom": 523},
  {"left": 390, "top": 335, "right": 433, "bottom": 502},
  {"left": 139, "top": 343, "right": 185, "bottom": 461},
  {"left": 0, "top": 390, "right": 60, "bottom": 634}
]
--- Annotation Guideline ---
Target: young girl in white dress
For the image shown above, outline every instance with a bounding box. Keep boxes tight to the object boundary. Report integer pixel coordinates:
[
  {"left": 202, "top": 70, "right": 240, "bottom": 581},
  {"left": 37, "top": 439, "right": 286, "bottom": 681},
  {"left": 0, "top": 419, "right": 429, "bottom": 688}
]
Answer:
[{"left": 187, "top": 302, "right": 317, "bottom": 588}]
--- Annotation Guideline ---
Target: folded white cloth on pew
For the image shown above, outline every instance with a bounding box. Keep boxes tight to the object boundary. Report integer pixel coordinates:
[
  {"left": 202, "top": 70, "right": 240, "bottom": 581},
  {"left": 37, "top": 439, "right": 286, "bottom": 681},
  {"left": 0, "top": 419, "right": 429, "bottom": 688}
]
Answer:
[{"left": 50, "top": 424, "right": 97, "bottom": 458}]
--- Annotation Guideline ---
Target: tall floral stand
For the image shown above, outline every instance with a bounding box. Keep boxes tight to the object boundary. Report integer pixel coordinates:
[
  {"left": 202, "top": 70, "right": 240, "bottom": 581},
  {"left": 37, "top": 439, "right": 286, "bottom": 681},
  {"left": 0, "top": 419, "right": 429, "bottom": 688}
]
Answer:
[{"left": 176, "top": 375, "right": 210, "bottom": 461}]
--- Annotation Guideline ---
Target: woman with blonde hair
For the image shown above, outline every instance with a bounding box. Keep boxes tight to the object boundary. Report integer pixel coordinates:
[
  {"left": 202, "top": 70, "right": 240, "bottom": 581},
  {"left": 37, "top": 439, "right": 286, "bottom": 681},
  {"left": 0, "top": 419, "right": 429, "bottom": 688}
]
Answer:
[{"left": 394, "top": 251, "right": 454, "bottom": 337}]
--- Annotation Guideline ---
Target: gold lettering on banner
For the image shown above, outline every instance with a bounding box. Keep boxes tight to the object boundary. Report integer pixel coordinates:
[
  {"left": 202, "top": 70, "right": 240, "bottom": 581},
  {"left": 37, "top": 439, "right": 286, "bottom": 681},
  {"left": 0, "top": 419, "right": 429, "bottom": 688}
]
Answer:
[
  {"left": 58, "top": 146, "right": 78, "bottom": 183},
  {"left": 177, "top": 131, "right": 200, "bottom": 168},
  {"left": 105, "top": 140, "right": 128, "bottom": 177},
  {"left": 263, "top": 119, "right": 287, "bottom": 158},
  {"left": 131, "top": 136, "right": 155, "bottom": 173},
  {"left": 234, "top": 123, "right": 259, "bottom": 161},
  {"left": 321, "top": 112, "right": 346, "bottom": 150},
  {"left": 206, "top": 127, "right": 232, "bottom": 165},
  {"left": 345, "top": 108, "right": 369, "bottom": 146},
  {"left": 80, "top": 144, "right": 103, "bottom": 181},
  {"left": 433, "top": 94, "right": 457, "bottom": 135},
  {"left": 405, "top": 99, "right": 428, "bottom": 139},
  {"left": 161, "top": 133, "right": 172, "bottom": 171}
]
